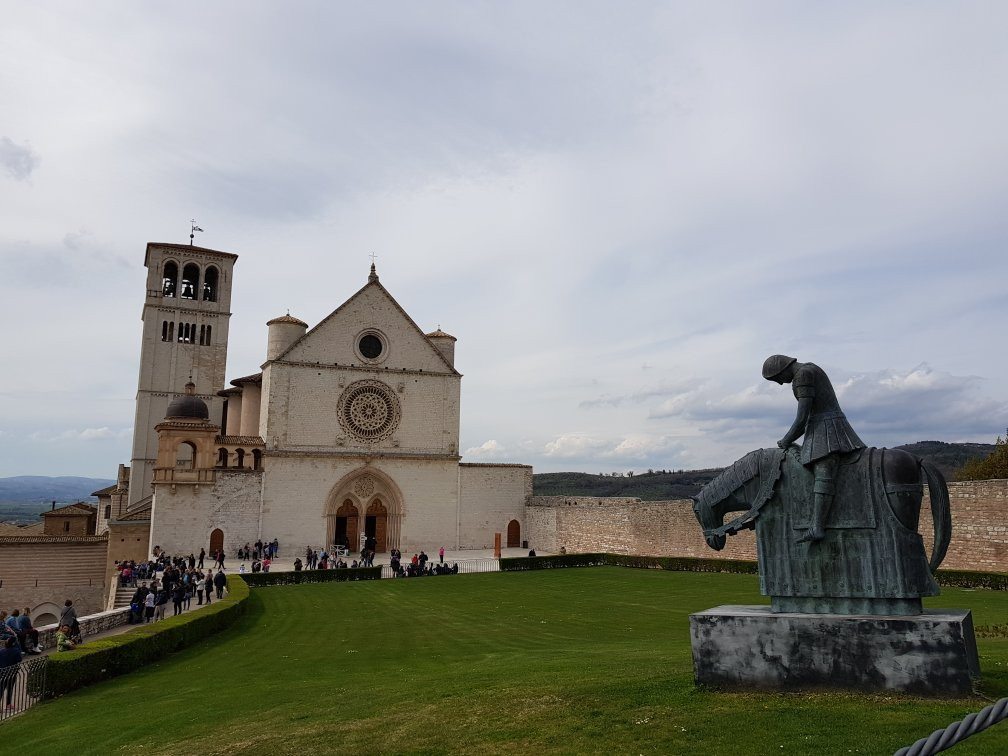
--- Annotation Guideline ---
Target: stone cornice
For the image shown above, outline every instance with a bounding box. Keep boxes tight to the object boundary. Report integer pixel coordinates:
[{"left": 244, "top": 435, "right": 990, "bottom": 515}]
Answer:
[
  {"left": 265, "top": 449, "right": 461, "bottom": 463},
  {"left": 261, "top": 359, "right": 461, "bottom": 379}
]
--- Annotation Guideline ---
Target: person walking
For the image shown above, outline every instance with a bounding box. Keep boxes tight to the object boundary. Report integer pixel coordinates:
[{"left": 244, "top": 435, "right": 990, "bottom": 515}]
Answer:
[
  {"left": 213, "top": 568, "right": 227, "bottom": 599},
  {"left": 439, "top": 546, "right": 445, "bottom": 564},
  {"left": 204, "top": 571, "right": 214, "bottom": 605},
  {"left": 198, "top": 547, "right": 205, "bottom": 569}
]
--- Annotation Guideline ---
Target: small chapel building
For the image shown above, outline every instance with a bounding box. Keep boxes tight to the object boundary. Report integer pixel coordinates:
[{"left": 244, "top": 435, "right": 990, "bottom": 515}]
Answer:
[{"left": 104, "top": 242, "right": 531, "bottom": 565}]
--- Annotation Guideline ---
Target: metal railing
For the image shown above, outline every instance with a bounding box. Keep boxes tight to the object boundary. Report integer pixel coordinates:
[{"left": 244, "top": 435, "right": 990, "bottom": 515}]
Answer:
[
  {"left": 0, "top": 655, "right": 47, "bottom": 721},
  {"left": 380, "top": 557, "right": 500, "bottom": 578}
]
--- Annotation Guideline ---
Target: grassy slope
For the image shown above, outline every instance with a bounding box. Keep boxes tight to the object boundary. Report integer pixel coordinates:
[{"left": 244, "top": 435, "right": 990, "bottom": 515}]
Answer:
[{"left": 4, "top": 569, "right": 1007, "bottom": 755}]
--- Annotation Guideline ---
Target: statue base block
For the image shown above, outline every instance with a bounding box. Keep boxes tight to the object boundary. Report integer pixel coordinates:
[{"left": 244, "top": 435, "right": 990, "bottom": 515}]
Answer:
[{"left": 690, "top": 605, "right": 979, "bottom": 695}]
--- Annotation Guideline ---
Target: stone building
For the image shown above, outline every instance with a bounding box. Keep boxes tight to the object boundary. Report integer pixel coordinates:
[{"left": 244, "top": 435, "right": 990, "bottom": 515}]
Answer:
[{"left": 106, "top": 243, "right": 532, "bottom": 570}]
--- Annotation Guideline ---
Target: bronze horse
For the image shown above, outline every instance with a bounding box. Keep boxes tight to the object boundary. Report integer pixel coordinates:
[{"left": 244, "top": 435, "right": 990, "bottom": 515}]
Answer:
[{"left": 692, "top": 445, "right": 951, "bottom": 614}]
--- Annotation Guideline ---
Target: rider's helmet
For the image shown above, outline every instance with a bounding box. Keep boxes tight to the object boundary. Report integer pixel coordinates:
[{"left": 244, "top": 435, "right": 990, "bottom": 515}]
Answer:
[{"left": 762, "top": 354, "right": 797, "bottom": 381}]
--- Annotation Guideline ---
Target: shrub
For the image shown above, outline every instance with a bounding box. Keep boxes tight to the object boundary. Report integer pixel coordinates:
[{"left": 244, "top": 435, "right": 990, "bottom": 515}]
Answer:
[
  {"left": 43, "top": 575, "right": 249, "bottom": 699},
  {"left": 240, "top": 566, "right": 381, "bottom": 587}
]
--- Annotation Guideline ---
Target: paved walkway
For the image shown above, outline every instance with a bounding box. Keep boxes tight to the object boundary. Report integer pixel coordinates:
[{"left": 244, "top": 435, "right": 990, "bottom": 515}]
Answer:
[{"left": 219, "top": 546, "right": 536, "bottom": 574}]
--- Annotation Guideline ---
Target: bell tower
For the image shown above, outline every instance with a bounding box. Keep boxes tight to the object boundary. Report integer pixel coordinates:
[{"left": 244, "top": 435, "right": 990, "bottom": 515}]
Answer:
[{"left": 127, "top": 242, "right": 238, "bottom": 507}]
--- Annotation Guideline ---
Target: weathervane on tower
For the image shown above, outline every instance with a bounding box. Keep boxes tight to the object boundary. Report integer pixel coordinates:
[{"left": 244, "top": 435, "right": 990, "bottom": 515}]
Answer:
[{"left": 190, "top": 220, "right": 204, "bottom": 246}]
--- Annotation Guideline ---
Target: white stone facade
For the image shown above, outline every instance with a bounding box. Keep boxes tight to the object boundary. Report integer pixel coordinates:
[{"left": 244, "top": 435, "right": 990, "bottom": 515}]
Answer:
[{"left": 140, "top": 255, "right": 531, "bottom": 559}]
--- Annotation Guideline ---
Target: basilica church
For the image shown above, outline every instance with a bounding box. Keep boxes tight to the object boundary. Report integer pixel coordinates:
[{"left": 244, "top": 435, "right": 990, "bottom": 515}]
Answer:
[{"left": 98, "top": 242, "right": 531, "bottom": 562}]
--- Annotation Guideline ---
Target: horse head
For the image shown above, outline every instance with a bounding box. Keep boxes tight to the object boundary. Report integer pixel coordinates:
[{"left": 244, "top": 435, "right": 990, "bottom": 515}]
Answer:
[
  {"left": 692, "top": 447, "right": 787, "bottom": 552},
  {"left": 692, "top": 495, "right": 727, "bottom": 551}
]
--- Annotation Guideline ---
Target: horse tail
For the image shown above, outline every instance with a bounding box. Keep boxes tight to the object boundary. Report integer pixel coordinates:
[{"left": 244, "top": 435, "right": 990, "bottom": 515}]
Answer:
[{"left": 922, "top": 460, "right": 951, "bottom": 572}]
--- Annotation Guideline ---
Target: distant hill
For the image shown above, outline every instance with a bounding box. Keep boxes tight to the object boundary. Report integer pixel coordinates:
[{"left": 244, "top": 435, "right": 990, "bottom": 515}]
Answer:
[
  {"left": 0, "top": 476, "right": 114, "bottom": 525},
  {"left": 893, "top": 441, "right": 995, "bottom": 479},
  {"left": 533, "top": 469, "right": 723, "bottom": 501},
  {"left": 0, "top": 476, "right": 114, "bottom": 504},
  {"left": 532, "top": 441, "right": 996, "bottom": 500}
]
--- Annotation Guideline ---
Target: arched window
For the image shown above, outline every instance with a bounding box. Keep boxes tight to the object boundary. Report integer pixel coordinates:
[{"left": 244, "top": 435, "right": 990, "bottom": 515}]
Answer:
[
  {"left": 235, "top": 448, "right": 245, "bottom": 469},
  {"left": 206, "top": 324, "right": 212, "bottom": 344},
  {"left": 252, "top": 449, "right": 262, "bottom": 470},
  {"left": 199, "top": 324, "right": 206, "bottom": 345},
  {"left": 175, "top": 441, "right": 196, "bottom": 470},
  {"left": 168, "top": 321, "right": 175, "bottom": 341},
  {"left": 162, "top": 321, "right": 169, "bottom": 341},
  {"left": 162, "top": 261, "right": 178, "bottom": 297},
  {"left": 181, "top": 263, "right": 200, "bottom": 300},
  {"left": 203, "top": 266, "right": 219, "bottom": 302},
  {"left": 217, "top": 448, "right": 228, "bottom": 468}
]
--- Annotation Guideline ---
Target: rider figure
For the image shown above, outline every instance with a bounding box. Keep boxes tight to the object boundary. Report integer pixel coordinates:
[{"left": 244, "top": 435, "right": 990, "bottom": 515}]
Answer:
[{"left": 762, "top": 355, "right": 865, "bottom": 543}]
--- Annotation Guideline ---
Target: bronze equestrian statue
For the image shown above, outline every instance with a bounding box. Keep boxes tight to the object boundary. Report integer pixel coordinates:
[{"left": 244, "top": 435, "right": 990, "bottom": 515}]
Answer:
[{"left": 693, "top": 356, "right": 951, "bottom": 615}]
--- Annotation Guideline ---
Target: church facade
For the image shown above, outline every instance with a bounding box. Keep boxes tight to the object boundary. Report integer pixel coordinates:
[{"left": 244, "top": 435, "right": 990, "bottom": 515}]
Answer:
[{"left": 105, "top": 242, "right": 531, "bottom": 564}]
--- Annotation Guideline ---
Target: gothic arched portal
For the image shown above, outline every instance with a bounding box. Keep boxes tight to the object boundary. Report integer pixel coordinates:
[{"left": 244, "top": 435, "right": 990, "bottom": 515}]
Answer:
[{"left": 325, "top": 469, "right": 403, "bottom": 553}]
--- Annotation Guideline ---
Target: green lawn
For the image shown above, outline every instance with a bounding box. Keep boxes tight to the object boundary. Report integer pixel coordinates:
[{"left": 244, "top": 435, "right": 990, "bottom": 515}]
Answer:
[{"left": 5, "top": 568, "right": 1008, "bottom": 755}]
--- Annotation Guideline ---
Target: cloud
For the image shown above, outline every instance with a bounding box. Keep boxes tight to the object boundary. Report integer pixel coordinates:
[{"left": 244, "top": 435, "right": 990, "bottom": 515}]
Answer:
[
  {"left": 464, "top": 439, "right": 504, "bottom": 457},
  {"left": 542, "top": 433, "right": 686, "bottom": 469},
  {"left": 0, "top": 137, "right": 40, "bottom": 180},
  {"left": 28, "top": 427, "right": 130, "bottom": 443},
  {"left": 579, "top": 379, "right": 701, "bottom": 409}
]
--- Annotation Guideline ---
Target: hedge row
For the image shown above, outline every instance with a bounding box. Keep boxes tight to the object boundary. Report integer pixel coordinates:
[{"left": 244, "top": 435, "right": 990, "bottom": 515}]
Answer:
[
  {"left": 499, "top": 553, "right": 758, "bottom": 574},
  {"left": 500, "top": 554, "right": 1008, "bottom": 591},
  {"left": 935, "top": 569, "right": 1008, "bottom": 591},
  {"left": 240, "top": 566, "right": 381, "bottom": 587},
  {"left": 42, "top": 574, "right": 249, "bottom": 699}
]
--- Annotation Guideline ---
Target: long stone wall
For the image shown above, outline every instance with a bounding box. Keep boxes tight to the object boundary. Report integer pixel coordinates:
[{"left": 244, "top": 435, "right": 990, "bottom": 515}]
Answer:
[{"left": 526, "top": 478, "right": 1008, "bottom": 572}]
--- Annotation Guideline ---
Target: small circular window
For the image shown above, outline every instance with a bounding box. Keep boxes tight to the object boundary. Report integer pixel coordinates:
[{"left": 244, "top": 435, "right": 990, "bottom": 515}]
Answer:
[{"left": 358, "top": 334, "right": 383, "bottom": 359}]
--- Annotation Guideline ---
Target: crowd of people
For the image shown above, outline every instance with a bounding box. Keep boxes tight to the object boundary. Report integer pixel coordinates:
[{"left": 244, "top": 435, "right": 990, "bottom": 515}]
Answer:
[{"left": 114, "top": 552, "right": 229, "bottom": 627}]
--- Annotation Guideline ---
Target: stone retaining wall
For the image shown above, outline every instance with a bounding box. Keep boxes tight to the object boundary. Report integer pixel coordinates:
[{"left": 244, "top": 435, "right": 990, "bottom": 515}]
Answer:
[
  {"left": 526, "top": 478, "right": 1008, "bottom": 572},
  {"left": 37, "top": 607, "right": 131, "bottom": 648}
]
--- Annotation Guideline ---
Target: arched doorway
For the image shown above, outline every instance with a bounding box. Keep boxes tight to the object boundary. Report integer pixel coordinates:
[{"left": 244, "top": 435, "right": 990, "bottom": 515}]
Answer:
[
  {"left": 209, "top": 528, "right": 224, "bottom": 557},
  {"left": 507, "top": 519, "right": 521, "bottom": 548},
  {"left": 325, "top": 469, "right": 403, "bottom": 554},
  {"left": 366, "top": 499, "right": 388, "bottom": 552},
  {"left": 329, "top": 499, "right": 359, "bottom": 550}
]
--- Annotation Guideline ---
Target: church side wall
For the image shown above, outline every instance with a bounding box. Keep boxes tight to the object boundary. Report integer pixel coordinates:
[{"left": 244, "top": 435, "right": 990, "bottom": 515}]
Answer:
[
  {"left": 458, "top": 464, "right": 533, "bottom": 549},
  {"left": 0, "top": 538, "right": 109, "bottom": 618},
  {"left": 526, "top": 479, "right": 1008, "bottom": 571},
  {"left": 526, "top": 496, "right": 757, "bottom": 560},
  {"left": 149, "top": 471, "right": 263, "bottom": 557},
  {"left": 923, "top": 479, "right": 1008, "bottom": 572}
]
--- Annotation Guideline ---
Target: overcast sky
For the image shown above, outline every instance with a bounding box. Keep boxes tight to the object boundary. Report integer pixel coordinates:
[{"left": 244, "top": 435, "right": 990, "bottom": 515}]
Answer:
[{"left": 1, "top": 2, "right": 1006, "bottom": 479}]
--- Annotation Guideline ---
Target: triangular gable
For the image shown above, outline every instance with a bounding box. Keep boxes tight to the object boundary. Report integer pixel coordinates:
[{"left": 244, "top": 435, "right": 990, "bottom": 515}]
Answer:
[{"left": 274, "top": 279, "right": 459, "bottom": 375}]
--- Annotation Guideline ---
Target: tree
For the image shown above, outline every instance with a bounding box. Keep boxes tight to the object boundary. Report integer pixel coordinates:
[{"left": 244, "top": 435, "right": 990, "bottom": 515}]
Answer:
[{"left": 955, "top": 431, "right": 1008, "bottom": 481}]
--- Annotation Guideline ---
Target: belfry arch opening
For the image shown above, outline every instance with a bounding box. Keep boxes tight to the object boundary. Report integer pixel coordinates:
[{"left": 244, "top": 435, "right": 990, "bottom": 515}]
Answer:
[
  {"left": 175, "top": 441, "right": 196, "bottom": 470},
  {"left": 181, "top": 263, "right": 200, "bottom": 300},
  {"left": 203, "top": 266, "right": 219, "bottom": 301},
  {"left": 162, "top": 261, "right": 178, "bottom": 297}
]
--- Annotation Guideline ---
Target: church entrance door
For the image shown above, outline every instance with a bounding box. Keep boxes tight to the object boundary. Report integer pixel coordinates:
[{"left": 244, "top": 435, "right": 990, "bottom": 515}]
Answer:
[
  {"left": 365, "top": 499, "right": 388, "bottom": 552},
  {"left": 506, "top": 519, "right": 520, "bottom": 548},
  {"left": 329, "top": 500, "right": 358, "bottom": 550},
  {"left": 209, "top": 528, "right": 224, "bottom": 556}
]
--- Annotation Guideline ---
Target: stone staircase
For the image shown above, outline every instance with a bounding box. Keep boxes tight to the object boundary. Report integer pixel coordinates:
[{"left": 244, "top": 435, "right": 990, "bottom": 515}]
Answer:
[{"left": 113, "top": 586, "right": 135, "bottom": 609}]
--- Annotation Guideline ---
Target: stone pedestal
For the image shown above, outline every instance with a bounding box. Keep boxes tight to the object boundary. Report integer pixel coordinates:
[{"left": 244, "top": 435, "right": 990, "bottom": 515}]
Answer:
[{"left": 690, "top": 605, "right": 979, "bottom": 695}]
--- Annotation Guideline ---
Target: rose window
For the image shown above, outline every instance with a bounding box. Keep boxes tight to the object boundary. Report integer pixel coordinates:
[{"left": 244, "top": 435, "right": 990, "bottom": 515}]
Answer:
[{"left": 338, "top": 380, "right": 400, "bottom": 442}]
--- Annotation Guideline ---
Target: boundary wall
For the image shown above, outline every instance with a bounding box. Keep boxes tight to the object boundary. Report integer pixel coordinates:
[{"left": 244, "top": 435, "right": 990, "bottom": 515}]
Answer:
[{"left": 525, "top": 478, "right": 1008, "bottom": 572}]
